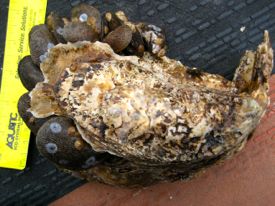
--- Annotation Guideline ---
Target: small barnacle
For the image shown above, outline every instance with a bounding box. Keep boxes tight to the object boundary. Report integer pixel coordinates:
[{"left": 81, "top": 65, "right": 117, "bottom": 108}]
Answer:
[
  {"left": 45, "top": 142, "right": 58, "bottom": 154},
  {"left": 56, "top": 27, "right": 64, "bottom": 35},
  {"left": 79, "top": 13, "right": 88, "bottom": 22},
  {"left": 47, "top": 42, "right": 55, "bottom": 49},
  {"left": 82, "top": 156, "right": 97, "bottom": 169},
  {"left": 49, "top": 122, "right": 62, "bottom": 134},
  {"left": 39, "top": 52, "right": 48, "bottom": 62}
]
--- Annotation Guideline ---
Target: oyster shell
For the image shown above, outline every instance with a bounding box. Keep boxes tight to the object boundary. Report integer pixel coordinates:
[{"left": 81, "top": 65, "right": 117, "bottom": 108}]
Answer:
[
  {"left": 17, "top": 3, "right": 274, "bottom": 187},
  {"left": 27, "top": 32, "right": 273, "bottom": 186}
]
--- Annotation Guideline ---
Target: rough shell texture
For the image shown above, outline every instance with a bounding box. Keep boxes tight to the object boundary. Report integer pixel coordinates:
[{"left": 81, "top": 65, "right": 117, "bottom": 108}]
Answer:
[{"left": 28, "top": 31, "right": 273, "bottom": 186}]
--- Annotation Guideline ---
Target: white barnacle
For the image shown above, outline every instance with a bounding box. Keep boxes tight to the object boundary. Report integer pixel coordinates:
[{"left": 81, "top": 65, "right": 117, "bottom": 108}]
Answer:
[
  {"left": 82, "top": 156, "right": 97, "bottom": 169},
  {"left": 56, "top": 27, "right": 64, "bottom": 35},
  {"left": 47, "top": 42, "right": 55, "bottom": 50},
  {"left": 79, "top": 13, "right": 88, "bottom": 22},
  {"left": 39, "top": 53, "right": 48, "bottom": 62},
  {"left": 50, "top": 122, "right": 62, "bottom": 134},
  {"left": 177, "top": 125, "right": 188, "bottom": 133},
  {"left": 45, "top": 143, "right": 58, "bottom": 154}
]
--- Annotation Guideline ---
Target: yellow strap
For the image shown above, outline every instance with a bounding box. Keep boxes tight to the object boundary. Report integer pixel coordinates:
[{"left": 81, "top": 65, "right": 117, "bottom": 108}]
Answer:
[{"left": 0, "top": 0, "right": 47, "bottom": 169}]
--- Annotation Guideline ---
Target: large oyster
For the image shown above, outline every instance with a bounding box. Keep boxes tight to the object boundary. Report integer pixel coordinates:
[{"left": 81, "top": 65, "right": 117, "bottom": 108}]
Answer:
[{"left": 18, "top": 4, "right": 273, "bottom": 187}]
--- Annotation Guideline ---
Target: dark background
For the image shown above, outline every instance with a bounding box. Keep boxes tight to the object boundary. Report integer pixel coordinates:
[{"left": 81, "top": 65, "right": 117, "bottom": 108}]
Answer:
[{"left": 0, "top": 0, "right": 275, "bottom": 205}]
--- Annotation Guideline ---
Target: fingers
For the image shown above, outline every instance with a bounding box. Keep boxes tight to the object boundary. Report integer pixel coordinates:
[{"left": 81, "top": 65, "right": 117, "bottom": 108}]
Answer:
[{"left": 36, "top": 116, "right": 109, "bottom": 170}]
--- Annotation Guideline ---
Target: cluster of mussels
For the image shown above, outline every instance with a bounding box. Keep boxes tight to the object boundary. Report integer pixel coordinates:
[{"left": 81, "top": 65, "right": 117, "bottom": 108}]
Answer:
[{"left": 18, "top": 3, "right": 167, "bottom": 186}]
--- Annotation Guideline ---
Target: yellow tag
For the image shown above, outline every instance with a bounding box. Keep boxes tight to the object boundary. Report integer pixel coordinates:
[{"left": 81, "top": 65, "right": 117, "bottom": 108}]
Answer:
[{"left": 0, "top": 0, "right": 47, "bottom": 169}]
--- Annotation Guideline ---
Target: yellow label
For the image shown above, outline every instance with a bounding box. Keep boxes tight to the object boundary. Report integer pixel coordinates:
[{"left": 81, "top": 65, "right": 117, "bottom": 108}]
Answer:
[{"left": 0, "top": 0, "right": 47, "bottom": 169}]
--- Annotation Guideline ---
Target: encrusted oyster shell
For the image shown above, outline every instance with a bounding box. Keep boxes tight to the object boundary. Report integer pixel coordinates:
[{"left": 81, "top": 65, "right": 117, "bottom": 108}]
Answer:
[{"left": 28, "top": 31, "right": 273, "bottom": 186}]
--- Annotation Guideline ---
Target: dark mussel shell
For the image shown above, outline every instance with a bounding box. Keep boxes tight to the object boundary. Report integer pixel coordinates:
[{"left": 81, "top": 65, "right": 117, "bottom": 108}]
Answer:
[
  {"left": 103, "top": 25, "right": 132, "bottom": 53},
  {"left": 36, "top": 116, "right": 109, "bottom": 170},
  {"left": 62, "top": 22, "right": 99, "bottom": 42},
  {"left": 18, "top": 93, "right": 51, "bottom": 135},
  {"left": 71, "top": 3, "right": 102, "bottom": 36},
  {"left": 29, "top": 24, "right": 57, "bottom": 65},
  {"left": 18, "top": 55, "right": 44, "bottom": 91},
  {"left": 46, "top": 12, "right": 66, "bottom": 43}
]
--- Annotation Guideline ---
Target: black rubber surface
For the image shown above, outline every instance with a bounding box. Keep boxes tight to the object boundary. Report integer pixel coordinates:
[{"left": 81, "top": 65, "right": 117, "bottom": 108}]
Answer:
[{"left": 0, "top": 0, "right": 275, "bottom": 205}]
